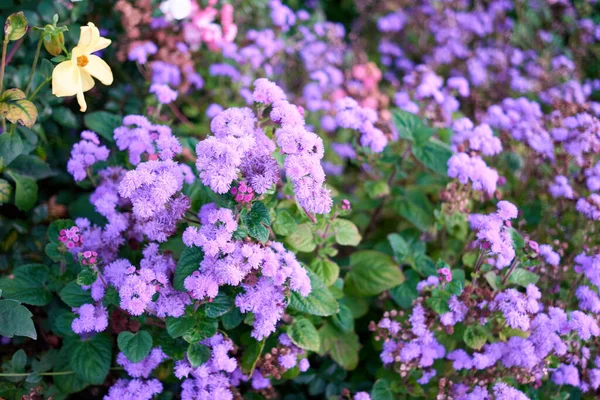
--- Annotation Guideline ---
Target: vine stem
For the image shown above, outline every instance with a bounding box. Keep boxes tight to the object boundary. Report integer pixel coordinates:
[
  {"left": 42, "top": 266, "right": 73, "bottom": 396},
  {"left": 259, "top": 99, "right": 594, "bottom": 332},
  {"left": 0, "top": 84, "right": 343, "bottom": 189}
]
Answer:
[
  {"left": 25, "top": 37, "right": 43, "bottom": 96},
  {"left": 501, "top": 258, "right": 520, "bottom": 285}
]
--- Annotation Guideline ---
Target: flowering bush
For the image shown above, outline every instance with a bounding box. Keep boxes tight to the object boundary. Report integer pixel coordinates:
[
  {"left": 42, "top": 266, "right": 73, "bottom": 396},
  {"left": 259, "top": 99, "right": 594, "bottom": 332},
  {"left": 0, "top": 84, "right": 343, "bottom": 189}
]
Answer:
[{"left": 3, "top": 0, "right": 600, "bottom": 399}]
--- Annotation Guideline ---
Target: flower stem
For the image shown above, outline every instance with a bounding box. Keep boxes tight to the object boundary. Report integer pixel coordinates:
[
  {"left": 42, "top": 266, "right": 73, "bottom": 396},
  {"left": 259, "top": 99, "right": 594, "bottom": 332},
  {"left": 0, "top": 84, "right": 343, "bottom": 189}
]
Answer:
[
  {"left": 25, "top": 37, "right": 43, "bottom": 96},
  {"left": 0, "top": 36, "right": 9, "bottom": 95},
  {"left": 28, "top": 77, "right": 51, "bottom": 101},
  {"left": 501, "top": 258, "right": 520, "bottom": 286}
]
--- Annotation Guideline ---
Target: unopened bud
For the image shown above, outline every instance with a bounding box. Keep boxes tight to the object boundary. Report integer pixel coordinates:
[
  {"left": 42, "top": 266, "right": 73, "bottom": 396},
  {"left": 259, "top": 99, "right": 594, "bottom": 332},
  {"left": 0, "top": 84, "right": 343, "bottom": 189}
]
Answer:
[{"left": 43, "top": 28, "right": 65, "bottom": 56}]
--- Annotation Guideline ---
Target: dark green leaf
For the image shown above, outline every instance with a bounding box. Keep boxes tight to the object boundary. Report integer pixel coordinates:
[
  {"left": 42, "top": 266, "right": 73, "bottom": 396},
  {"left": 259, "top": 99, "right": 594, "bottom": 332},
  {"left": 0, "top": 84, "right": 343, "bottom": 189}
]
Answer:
[
  {"left": 166, "top": 316, "right": 195, "bottom": 338},
  {"left": 319, "top": 323, "right": 359, "bottom": 370},
  {"left": 241, "top": 202, "right": 271, "bottom": 243},
  {"left": 412, "top": 140, "right": 452, "bottom": 176},
  {"left": 76, "top": 267, "right": 97, "bottom": 286},
  {"left": 69, "top": 334, "right": 113, "bottom": 384},
  {"left": 174, "top": 246, "right": 203, "bottom": 291},
  {"left": 241, "top": 338, "right": 265, "bottom": 375},
  {"left": 83, "top": 111, "right": 121, "bottom": 142},
  {"left": 0, "top": 264, "right": 51, "bottom": 305},
  {"left": 204, "top": 292, "right": 233, "bottom": 318},
  {"left": 117, "top": 330, "right": 153, "bottom": 363},
  {"left": 59, "top": 281, "right": 93, "bottom": 307},
  {"left": 426, "top": 290, "right": 451, "bottom": 314},
  {"left": 288, "top": 317, "right": 320, "bottom": 352},
  {"left": 0, "top": 132, "right": 23, "bottom": 166},
  {"left": 6, "top": 171, "right": 37, "bottom": 211},
  {"left": 0, "top": 300, "right": 36, "bottom": 339},
  {"left": 371, "top": 379, "right": 395, "bottom": 400},
  {"left": 187, "top": 343, "right": 211, "bottom": 368},
  {"left": 331, "top": 303, "right": 354, "bottom": 333}
]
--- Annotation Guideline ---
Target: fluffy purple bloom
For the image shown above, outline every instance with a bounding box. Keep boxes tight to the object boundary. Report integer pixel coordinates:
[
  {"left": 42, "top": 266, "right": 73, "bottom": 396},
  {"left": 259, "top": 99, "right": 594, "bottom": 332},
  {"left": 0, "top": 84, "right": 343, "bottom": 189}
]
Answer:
[
  {"left": 253, "top": 78, "right": 287, "bottom": 104},
  {"left": 334, "top": 97, "right": 388, "bottom": 153},
  {"left": 492, "top": 382, "right": 529, "bottom": 400},
  {"left": 104, "top": 379, "right": 163, "bottom": 400},
  {"left": 206, "top": 103, "right": 223, "bottom": 119},
  {"left": 469, "top": 201, "right": 518, "bottom": 268},
  {"left": 71, "top": 303, "right": 108, "bottom": 334},
  {"left": 117, "top": 348, "right": 168, "bottom": 378},
  {"left": 67, "top": 131, "right": 110, "bottom": 182},
  {"left": 354, "top": 392, "right": 371, "bottom": 400},
  {"left": 549, "top": 175, "right": 574, "bottom": 199},
  {"left": 128, "top": 41, "right": 158, "bottom": 64},
  {"left": 539, "top": 244, "right": 560, "bottom": 266},
  {"left": 150, "top": 83, "right": 178, "bottom": 104}
]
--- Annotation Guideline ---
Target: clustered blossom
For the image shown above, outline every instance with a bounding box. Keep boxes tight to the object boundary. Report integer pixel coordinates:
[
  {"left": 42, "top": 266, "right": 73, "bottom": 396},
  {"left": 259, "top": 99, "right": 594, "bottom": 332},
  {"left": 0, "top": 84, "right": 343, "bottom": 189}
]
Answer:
[
  {"left": 469, "top": 201, "right": 518, "bottom": 268},
  {"left": 59, "top": 226, "right": 84, "bottom": 249},
  {"left": 113, "top": 115, "right": 183, "bottom": 165},
  {"left": 67, "top": 131, "right": 110, "bottom": 182},
  {"left": 149, "top": 83, "right": 178, "bottom": 104},
  {"left": 104, "top": 379, "right": 163, "bottom": 400},
  {"left": 334, "top": 97, "right": 388, "bottom": 153},
  {"left": 183, "top": 203, "right": 310, "bottom": 339},
  {"left": 117, "top": 348, "right": 169, "bottom": 378},
  {"left": 71, "top": 303, "right": 108, "bottom": 334}
]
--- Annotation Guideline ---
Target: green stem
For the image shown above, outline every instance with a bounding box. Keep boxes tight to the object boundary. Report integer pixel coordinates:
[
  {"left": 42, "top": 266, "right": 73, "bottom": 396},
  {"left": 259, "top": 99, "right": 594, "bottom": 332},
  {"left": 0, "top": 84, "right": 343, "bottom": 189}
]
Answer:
[
  {"left": 0, "top": 371, "right": 74, "bottom": 377},
  {"left": 25, "top": 37, "right": 43, "bottom": 96},
  {"left": 0, "top": 37, "right": 8, "bottom": 94},
  {"left": 28, "top": 77, "right": 51, "bottom": 101}
]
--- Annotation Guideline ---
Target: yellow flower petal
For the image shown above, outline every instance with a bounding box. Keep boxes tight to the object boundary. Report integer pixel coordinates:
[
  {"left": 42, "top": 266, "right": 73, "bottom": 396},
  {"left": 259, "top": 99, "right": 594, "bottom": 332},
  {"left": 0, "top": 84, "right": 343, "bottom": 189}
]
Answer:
[
  {"left": 74, "top": 69, "right": 87, "bottom": 112},
  {"left": 52, "top": 61, "right": 78, "bottom": 97},
  {"left": 83, "top": 55, "right": 113, "bottom": 86},
  {"left": 78, "top": 22, "right": 111, "bottom": 54},
  {"left": 80, "top": 68, "right": 95, "bottom": 92}
]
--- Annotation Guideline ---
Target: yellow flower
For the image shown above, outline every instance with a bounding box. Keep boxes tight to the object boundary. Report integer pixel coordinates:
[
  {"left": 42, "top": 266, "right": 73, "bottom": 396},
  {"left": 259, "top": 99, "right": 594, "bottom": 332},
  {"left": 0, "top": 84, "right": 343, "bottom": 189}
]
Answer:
[{"left": 52, "top": 22, "right": 113, "bottom": 112}]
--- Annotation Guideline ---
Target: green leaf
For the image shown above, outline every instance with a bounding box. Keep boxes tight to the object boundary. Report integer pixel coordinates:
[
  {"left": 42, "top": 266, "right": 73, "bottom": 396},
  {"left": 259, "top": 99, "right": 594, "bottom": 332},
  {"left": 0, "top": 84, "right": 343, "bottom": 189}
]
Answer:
[
  {"left": 166, "top": 316, "right": 195, "bottom": 338},
  {"left": 40, "top": 59, "right": 54, "bottom": 79},
  {"left": 0, "top": 132, "right": 23, "bottom": 166},
  {"left": 463, "top": 325, "right": 488, "bottom": 350},
  {"left": 288, "top": 317, "right": 320, "bottom": 352},
  {"left": 6, "top": 171, "right": 37, "bottom": 211},
  {"left": 507, "top": 268, "right": 539, "bottom": 287},
  {"left": 76, "top": 267, "right": 97, "bottom": 286},
  {"left": 332, "top": 219, "right": 362, "bottom": 246},
  {"left": 7, "top": 155, "right": 53, "bottom": 179},
  {"left": 289, "top": 268, "right": 339, "bottom": 316},
  {"left": 364, "top": 180, "right": 390, "bottom": 199},
  {"left": 331, "top": 303, "right": 354, "bottom": 333},
  {"left": 204, "top": 292, "right": 233, "bottom": 318},
  {"left": 0, "top": 264, "right": 51, "bottom": 305},
  {"left": 189, "top": 320, "right": 218, "bottom": 342},
  {"left": 4, "top": 12, "right": 28, "bottom": 41},
  {"left": 54, "top": 345, "right": 89, "bottom": 393},
  {"left": 59, "top": 281, "right": 93, "bottom": 307},
  {"left": 394, "top": 190, "right": 435, "bottom": 232},
  {"left": 485, "top": 271, "right": 502, "bottom": 291},
  {"left": 345, "top": 251, "right": 404, "bottom": 296},
  {"left": 48, "top": 219, "right": 75, "bottom": 243},
  {"left": 241, "top": 338, "right": 265, "bottom": 375},
  {"left": 426, "top": 290, "right": 451, "bottom": 314},
  {"left": 174, "top": 246, "right": 203, "bottom": 291},
  {"left": 308, "top": 257, "right": 339, "bottom": 287},
  {"left": 69, "top": 334, "right": 113, "bottom": 385},
  {"left": 387, "top": 233, "right": 411, "bottom": 262},
  {"left": 286, "top": 223, "right": 316, "bottom": 252},
  {"left": 0, "top": 299, "right": 36, "bottom": 339},
  {"left": 83, "top": 111, "right": 121, "bottom": 143},
  {"left": 319, "top": 323, "right": 360, "bottom": 370},
  {"left": 241, "top": 202, "right": 271, "bottom": 243},
  {"left": 371, "top": 379, "right": 395, "bottom": 400},
  {"left": 0, "top": 179, "right": 12, "bottom": 204},
  {"left": 0, "top": 89, "right": 38, "bottom": 128},
  {"left": 117, "top": 330, "right": 153, "bottom": 363},
  {"left": 187, "top": 343, "right": 210, "bottom": 368},
  {"left": 392, "top": 109, "right": 428, "bottom": 143},
  {"left": 273, "top": 209, "right": 297, "bottom": 236},
  {"left": 221, "top": 308, "right": 244, "bottom": 330},
  {"left": 52, "top": 107, "right": 79, "bottom": 129},
  {"left": 11, "top": 349, "right": 26, "bottom": 371},
  {"left": 412, "top": 140, "right": 452, "bottom": 176},
  {"left": 389, "top": 270, "right": 419, "bottom": 306}
]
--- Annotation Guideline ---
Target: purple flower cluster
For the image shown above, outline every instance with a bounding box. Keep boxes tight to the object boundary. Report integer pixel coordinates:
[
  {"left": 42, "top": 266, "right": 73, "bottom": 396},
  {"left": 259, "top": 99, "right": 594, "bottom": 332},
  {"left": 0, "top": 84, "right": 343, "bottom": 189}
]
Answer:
[
  {"left": 183, "top": 203, "right": 310, "bottom": 339},
  {"left": 334, "top": 97, "right": 388, "bottom": 153},
  {"left": 71, "top": 303, "right": 108, "bottom": 334},
  {"left": 67, "top": 131, "right": 110, "bottom": 182},
  {"left": 104, "top": 379, "right": 163, "bottom": 400},
  {"left": 117, "top": 348, "right": 168, "bottom": 378},
  {"left": 469, "top": 201, "right": 518, "bottom": 268}
]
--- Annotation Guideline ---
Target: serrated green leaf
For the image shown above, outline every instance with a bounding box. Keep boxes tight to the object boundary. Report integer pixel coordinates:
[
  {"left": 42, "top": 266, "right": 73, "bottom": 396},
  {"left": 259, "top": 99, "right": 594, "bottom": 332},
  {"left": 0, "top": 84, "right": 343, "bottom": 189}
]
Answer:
[
  {"left": 241, "top": 202, "right": 271, "bottom": 243},
  {"left": 288, "top": 317, "right": 320, "bottom": 352},
  {"left": 463, "top": 325, "right": 487, "bottom": 350},
  {"left": 345, "top": 251, "right": 404, "bottom": 296},
  {"left": 0, "top": 264, "right": 51, "bottom": 305},
  {"left": 289, "top": 268, "right": 338, "bottom": 316},
  {"left": 7, "top": 155, "right": 53, "bottom": 179},
  {"left": 241, "top": 338, "right": 265, "bottom": 375},
  {"left": 331, "top": 303, "right": 354, "bottom": 333},
  {"left": 332, "top": 219, "right": 361, "bottom": 246},
  {"left": 371, "top": 379, "right": 395, "bottom": 400},
  {"left": 319, "top": 322, "right": 359, "bottom": 370},
  {"left": 286, "top": 223, "right": 316, "bottom": 252},
  {"left": 187, "top": 343, "right": 211, "bottom": 368},
  {"left": 273, "top": 209, "right": 297, "bottom": 236},
  {"left": 166, "top": 316, "right": 195, "bottom": 338},
  {"left": 117, "top": 330, "right": 153, "bottom": 363},
  {"left": 204, "top": 292, "right": 233, "bottom": 318},
  {"left": 507, "top": 268, "right": 539, "bottom": 287},
  {"left": 83, "top": 111, "right": 121, "bottom": 142},
  {"left": 174, "top": 246, "right": 203, "bottom": 291},
  {"left": 69, "top": 334, "right": 112, "bottom": 385},
  {"left": 412, "top": 139, "right": 452, "bottom": 176},
  {"left": 308, "top": 257, "right": 339, "bottom": 287},
  {"left": 0, "top": 300, "right": 36, "bottom": 339},
  {"left": 59, "top": 281, "right": 93, "bottom": 307}
]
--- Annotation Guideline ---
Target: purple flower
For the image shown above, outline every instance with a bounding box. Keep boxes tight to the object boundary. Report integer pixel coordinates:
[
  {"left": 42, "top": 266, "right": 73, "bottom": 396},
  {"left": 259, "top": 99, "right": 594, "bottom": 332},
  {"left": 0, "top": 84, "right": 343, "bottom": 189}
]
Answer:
[
  {"left": 71, "top": 303, "right": 108, "bottom": 334},
  {"left": 128, "top": 42, "right": 158, "bottom": 64},
  {"left": 117, "top": 348, "right": 168, "bottom": 378},
  {"left": 104, "top": 379, "right": 163, "bottom": 400},
  {"left": 67, "top": 131, "right": 110, "bottom": 182},
  {"left": 150, "top": 83, "right": 178, "bottom": 104}
]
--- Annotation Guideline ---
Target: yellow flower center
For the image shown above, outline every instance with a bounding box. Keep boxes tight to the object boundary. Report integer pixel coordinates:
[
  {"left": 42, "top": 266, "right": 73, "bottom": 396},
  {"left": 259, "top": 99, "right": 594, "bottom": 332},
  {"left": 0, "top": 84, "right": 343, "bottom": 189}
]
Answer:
[{"left": 77, "top": 55, "right": 89, "bottom": 67}]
